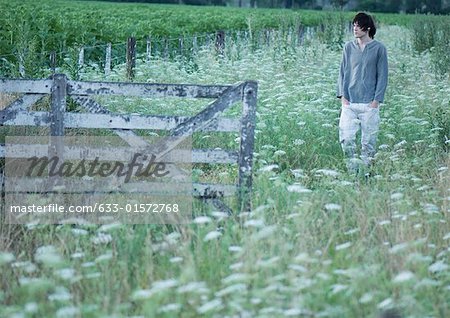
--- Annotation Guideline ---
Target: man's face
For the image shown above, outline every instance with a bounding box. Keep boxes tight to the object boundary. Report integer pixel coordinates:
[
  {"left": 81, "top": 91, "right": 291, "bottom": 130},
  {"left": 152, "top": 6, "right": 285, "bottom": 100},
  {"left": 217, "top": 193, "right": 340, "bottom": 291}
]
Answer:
[{"left": 353, "top": 22, "right": 368, "bottom": 38}]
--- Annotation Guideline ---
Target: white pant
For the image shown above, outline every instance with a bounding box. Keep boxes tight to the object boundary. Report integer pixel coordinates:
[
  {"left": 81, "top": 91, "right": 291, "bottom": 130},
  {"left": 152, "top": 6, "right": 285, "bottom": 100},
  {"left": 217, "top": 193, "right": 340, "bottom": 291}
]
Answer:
[{"left": 339, "top": 102, "right": 380, "bottom": 173}]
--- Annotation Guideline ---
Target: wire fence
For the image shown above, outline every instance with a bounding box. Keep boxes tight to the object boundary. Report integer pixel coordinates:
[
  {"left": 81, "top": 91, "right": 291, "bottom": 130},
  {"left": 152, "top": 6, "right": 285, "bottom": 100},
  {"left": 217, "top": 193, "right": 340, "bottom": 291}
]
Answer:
[{"left": 0, "top": 22, "right": 353, "bottom": 80}]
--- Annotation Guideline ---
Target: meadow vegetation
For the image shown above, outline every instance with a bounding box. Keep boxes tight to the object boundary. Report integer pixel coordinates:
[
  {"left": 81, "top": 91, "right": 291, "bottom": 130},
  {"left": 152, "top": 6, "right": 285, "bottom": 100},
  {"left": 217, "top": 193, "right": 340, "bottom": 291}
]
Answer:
[{"left": 0, "top": 1, "right": 449, "bottom": 317}]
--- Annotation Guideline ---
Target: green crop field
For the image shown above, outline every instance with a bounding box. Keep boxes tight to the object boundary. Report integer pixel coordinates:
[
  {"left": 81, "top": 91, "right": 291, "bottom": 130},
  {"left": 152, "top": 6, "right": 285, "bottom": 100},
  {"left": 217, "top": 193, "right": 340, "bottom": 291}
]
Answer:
[
  {"left": 0, "top": 1, "right": 449, "bottom": 317},
  {"left": 1, "top": 0, "right": 448, "bottom": 75}
]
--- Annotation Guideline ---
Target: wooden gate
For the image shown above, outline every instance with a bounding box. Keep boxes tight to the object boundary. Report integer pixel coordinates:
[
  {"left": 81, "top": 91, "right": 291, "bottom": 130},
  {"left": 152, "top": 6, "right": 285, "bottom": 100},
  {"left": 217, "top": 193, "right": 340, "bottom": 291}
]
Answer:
[{"left": 0, "top": 74, "right": 257, "bottom": 215}]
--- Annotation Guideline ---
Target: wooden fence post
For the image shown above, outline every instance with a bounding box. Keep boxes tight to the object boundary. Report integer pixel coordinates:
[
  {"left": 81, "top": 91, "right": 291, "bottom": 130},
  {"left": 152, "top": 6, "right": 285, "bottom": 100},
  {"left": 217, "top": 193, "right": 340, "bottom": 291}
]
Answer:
[
  {"left": 50, "top": 74, "right": 67, "bottom": 180},
  {"left": 179, "top": 36, "right": 184, "bottom": 56},
  {"left": 50, "top": 51, "right": 56, "bottom": 76},
  {"left": 297, "top": 25, "right": 305, "bottom": 46},
  {"left": 215, "top": 30, "right": 225, "bottom": 56},
  {"left": 193, "top": 35, "right": 198, "bottom": 52},
  {"left": 264, "top": 29, "right": 270, "bottom": 47},
  {"left": 78, "top": 47, "right": 84, "bottom": 70},
  {"left": 105, "top": 43, "right": 111, "bottom": 77},
  {"left": 238, "top": 81, "right": 257, "bottom": 212},
  {"left": 164, "top": 38, "right": 169, "bottom": 60},
  {"left": 126, "top": 37, "right": 136, "bottom": 80},
  {"left": 51, "top": 74, "right": 66, "bottom": 137},
  {"left": 146, "top": 36, "right": 152, "bottom": 62},
  {"left": 18, "top": 53, "right": 25, "bottom": 78}
]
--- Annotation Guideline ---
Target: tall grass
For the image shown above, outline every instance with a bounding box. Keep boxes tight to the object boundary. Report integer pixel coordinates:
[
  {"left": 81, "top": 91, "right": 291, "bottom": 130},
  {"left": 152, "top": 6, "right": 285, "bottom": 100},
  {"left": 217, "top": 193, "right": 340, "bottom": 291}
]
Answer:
[{"left": 1, "top": 20, "right": 449, "bottom": 318}]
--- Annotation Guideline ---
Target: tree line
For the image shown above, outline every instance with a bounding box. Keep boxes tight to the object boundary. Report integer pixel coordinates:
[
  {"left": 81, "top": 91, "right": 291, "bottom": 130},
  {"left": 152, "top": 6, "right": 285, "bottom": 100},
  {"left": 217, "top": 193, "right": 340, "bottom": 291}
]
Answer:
[{"left": 84, "top": 0, "right": 450, "bottom": 13}]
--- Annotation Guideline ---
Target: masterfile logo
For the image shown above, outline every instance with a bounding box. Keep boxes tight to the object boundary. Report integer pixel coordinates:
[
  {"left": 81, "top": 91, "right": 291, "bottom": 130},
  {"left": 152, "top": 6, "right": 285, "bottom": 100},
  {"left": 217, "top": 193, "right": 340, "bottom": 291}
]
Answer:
[{"left": 4, "top": 136, "right": 192, "bottom": 225}]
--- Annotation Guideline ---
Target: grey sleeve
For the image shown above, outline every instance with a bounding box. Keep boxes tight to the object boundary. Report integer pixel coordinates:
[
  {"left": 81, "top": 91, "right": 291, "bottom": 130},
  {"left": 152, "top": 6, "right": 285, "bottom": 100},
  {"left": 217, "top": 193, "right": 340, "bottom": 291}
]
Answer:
[
  {"left": 336, "top": 47, "right": 347, "bottom": 99},
  {"left": 374, "top": 45, "right": 388, "bottom": 103}
]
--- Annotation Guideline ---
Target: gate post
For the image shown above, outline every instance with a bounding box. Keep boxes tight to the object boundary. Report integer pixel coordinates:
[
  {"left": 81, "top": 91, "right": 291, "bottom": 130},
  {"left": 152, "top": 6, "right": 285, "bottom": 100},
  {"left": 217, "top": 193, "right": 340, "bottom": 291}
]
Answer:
[
  {"left": 238, "top": 81, "right": 257, "bottom": 212},
  {"left": 50, "top": 74, "right": 67, "bottom": 179}
]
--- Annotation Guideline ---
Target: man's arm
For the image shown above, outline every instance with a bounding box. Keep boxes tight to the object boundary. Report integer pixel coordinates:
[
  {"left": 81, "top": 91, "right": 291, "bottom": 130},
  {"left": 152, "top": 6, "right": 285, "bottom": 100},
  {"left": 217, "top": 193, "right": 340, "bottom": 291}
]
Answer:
[
  {"left": 373, "top": 45, "right": 388, "bottom": 105},
  {"left": 336, "top": 45, "right": 348, "bottom": 101}
]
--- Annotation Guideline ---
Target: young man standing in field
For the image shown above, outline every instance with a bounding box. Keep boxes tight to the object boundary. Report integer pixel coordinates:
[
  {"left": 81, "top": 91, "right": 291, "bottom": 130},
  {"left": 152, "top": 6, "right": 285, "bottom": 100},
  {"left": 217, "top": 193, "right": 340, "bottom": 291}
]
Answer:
[{"left": 337, "top": 12, "right": 388, "bottom": 175}]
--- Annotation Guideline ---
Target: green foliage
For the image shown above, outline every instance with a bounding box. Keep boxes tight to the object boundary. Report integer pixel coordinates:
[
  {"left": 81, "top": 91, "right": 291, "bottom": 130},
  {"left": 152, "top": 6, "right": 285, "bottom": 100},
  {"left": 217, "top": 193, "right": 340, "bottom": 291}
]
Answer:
[
  {"left": 316, "top": 13, "right": 347, "bottom": 51},
  {"left": 411, "top": 16, "right": 450, "bottom": 78}
]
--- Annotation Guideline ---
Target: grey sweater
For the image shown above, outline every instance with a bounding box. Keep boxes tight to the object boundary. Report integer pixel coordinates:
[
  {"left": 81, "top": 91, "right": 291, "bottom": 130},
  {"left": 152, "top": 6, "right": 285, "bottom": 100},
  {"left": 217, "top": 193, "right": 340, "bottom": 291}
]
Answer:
[{"left": 337, "top": 40, "right": 388, "bottom": 103}]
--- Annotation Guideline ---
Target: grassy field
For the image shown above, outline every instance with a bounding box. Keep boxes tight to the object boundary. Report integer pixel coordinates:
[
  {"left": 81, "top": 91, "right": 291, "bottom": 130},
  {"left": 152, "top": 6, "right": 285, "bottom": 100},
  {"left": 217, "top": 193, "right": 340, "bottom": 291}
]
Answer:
[
  {"left": 1, "top": 0, "right": 449, "bottom": 77},
  {"left": 0, "top": 3, "right": 450, "bottom": 318}
]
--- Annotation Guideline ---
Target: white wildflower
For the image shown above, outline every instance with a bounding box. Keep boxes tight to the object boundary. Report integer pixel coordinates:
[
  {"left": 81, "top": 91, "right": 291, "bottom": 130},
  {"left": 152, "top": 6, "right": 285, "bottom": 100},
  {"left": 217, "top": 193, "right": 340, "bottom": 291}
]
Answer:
[
  {"left": 390, "top": 192, "right": 404, "bottom": 200},
  {"left": 428, "top": 261, "right": 449, "bottom": 273},
  {"left": 215, "top": 283, "right": 247, "bottom": 297},
  {"left": 359, "top": 293, "right": 374, "bottom": 304},
  {"left": 230, "top": 262, "right": 243, "bottom": 270},
  {"left": 422, "top": 203, "right": 439, "bottom": 214},
  {"left": 228, "top": 246, "right": 243, "bottom": 253},
  {"left": 331, "top": 284, "right": 348, "bottom": 294},
  {"left": 24, "top": 302, "right": 38, "bottom": 313},
  {"left": 34, "top": 245, "right": 63, "bottom": 266},
  {"left": 97, "top": 223, "right": 122, "bottom": 232},
  {"left": 131, "top": 289, "right": 153, "bottom": 300},
  {"left": 169, "top": 257, "right": 183, "bottom": 263},
  {"left": 393, "top": 271, "right": 415, "bottom": 283},
  {"left": 344, "top": 228, "right": 359, "bottom": 235},
  {"left": 377, "top": 298, "right": 393, "bottom": 309},
  {"left": 315, "top": 169, "right": 340, "bottom": 177},
  {"left": 324, "top": 203, "right": 341, "bottom": 211},
  {"left": 71, "top": 252, "right": 85, "bottom": 259},
  {"left": 222, "top": 273, "right": 250, "bottom": 284},
  {"left": 56, "top": 306, "right": 80, "bottom": 318},
  {"left": 203, "top": 231, "right": 222, "bottom": 242},
  {"left": 0, "top": 252, "right": 15, "bottom": 265},
  {"left": 177, "top": 282, "right": 209, "bottom": 294},
  {"left": 210, "top": 211, "right": 229, "bottom": 220},
  {"left": 71, "top": 228, "right": 89, "bottom": 236},
  {"left": 252, "top": 225, "right": 276, "bottom": 240},
  {"left": 389, "top": 242, "right": 409, "bottom": 254},
  {"left": 335, "top": 242, "right": 352, "bottom": 251},
  {"left": 193, "top": 216, "right": 212, "bottom": 224},
  {"left": 55, "top": 268, "right": 76, "bottom": 280},
  {"left": 284, "top": 308, "right": 304, "bottom": 316},
  {"left": 257, "top": 257, "right": 280, "bottom": 268},
  {"left": 288, "top": 264, "right": 308, "bottom": 273},
  {"left": 258, "top": 164, "right": 279, "bottom": 172},
  {"left": 293, "top": 139, "right": 305, "bottom": 146},
  {"left": 48, "top": 287, "right": 72, "bottom": 302},
  {"left": 158, "top": 303, "right": 182, "bottom": 313},
  {"left": 95, "top": 252, "right": 113, "bottom": 263},
  {"left": 244, "top": 219, "right": 265, "bottom": 228},
  {"left": 84, "top": 272, "right": 101, "bottom": 280},
  {"left": 197, "top": 299, "right": 223, "bottom": 314},
  {"left": 148, "top": 279, "right": 178, "bottom": 295},
  {"left": 287, "top": 184, "right": 312, "bottom": 193},
  {"left": 91, "top": 233, "right": 112, "bottom": 245}
]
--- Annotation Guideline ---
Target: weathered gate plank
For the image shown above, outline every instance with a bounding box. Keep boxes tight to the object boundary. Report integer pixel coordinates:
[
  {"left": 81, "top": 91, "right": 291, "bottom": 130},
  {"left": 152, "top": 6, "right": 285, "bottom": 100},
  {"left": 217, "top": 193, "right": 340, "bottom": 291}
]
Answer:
[
  {"left": 2, "top": 144, "right": 238, "bottom": 164},
  {"left": 170, "top": 83, "right": 243, "bottom": 136},
  {"left": 0, "top": 79, "right": 52, "bottom": 94},
  {"left": 0, "top": 110, "right": 240, "bottom": 132},
  {"left": 68, "top": 80, "right": 232, "bottom": 98}
]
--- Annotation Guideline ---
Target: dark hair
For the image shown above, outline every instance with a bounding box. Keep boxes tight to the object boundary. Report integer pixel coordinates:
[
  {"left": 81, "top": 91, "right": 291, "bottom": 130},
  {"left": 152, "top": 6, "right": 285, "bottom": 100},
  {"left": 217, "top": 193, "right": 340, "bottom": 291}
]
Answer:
[{"left": 353, "top": 12, "right": 377, "bottom": 39}]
